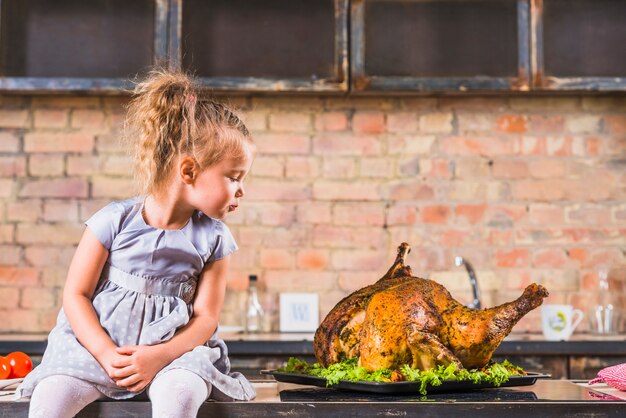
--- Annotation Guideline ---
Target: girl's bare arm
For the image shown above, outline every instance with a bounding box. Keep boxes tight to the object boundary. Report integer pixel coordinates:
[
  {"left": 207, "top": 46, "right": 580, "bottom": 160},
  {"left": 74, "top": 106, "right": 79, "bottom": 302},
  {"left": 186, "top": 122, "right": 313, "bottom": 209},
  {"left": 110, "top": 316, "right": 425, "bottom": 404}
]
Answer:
[{"left": 63, "top": 228, "right": 120, "bottom": 375}]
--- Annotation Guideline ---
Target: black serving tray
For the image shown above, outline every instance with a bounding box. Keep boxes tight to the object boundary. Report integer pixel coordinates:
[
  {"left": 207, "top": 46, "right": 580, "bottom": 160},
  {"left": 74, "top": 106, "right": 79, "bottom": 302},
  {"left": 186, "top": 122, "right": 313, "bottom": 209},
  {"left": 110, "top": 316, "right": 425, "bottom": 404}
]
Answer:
[{"left": 261, "top": 370, "right": 551, "bottom": 394}]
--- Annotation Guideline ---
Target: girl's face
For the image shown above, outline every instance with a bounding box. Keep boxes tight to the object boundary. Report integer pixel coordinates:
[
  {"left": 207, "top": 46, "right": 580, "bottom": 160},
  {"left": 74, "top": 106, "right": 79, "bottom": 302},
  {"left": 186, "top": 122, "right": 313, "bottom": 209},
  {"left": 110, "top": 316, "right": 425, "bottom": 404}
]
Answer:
[{"left": 188, "top": 144, "right": 254, "bottom": 220}]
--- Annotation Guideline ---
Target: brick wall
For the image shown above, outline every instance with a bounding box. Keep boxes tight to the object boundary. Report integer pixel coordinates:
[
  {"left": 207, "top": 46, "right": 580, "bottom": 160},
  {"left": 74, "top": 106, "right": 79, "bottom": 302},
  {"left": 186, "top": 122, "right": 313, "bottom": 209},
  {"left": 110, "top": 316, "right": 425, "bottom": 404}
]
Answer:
[{"left": 0, "top": 94, "right": 625, "bottom": 335}]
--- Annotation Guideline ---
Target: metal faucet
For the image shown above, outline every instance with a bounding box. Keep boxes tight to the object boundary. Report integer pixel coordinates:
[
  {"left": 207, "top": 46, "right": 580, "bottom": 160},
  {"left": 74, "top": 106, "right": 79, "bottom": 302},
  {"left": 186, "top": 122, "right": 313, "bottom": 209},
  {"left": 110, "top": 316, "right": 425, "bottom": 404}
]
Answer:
[{"left": 455, "top": 256, "right": 481, "bottom": 310}]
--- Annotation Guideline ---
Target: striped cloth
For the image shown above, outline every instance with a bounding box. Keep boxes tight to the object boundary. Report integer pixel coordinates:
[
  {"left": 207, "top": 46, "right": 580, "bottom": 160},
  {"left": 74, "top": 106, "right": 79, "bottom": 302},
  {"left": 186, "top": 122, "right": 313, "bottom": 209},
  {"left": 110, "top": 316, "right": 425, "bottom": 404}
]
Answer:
[{"left": 589, "top": 363, "right": 626, "bottom": 391}]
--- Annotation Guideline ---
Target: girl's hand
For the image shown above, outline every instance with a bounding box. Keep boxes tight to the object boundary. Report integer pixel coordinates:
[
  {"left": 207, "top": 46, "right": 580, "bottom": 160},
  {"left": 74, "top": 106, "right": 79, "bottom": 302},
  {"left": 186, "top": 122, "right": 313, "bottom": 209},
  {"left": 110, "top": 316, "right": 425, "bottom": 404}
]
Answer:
[
  {"left": 98, "top": 347, "right": 130, "bottom": 381},
  {"left": 110, "top": 345, "right": 170, "bottom": 392}
]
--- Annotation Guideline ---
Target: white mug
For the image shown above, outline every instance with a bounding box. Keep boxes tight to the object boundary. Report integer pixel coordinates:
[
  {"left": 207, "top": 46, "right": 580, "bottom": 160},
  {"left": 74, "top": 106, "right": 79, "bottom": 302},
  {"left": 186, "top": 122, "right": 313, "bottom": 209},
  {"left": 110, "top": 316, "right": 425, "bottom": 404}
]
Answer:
[{"left": 541, "top": 304, "right": 584, "bottom": 341}]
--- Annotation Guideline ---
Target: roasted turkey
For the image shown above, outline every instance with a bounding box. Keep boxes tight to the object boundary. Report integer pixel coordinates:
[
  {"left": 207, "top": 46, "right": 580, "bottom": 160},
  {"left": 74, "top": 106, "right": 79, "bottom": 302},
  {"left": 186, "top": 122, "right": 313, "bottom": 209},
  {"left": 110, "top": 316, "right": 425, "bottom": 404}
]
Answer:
[{"left": 314, "top": 243, "right": 548, "bottom": 371}]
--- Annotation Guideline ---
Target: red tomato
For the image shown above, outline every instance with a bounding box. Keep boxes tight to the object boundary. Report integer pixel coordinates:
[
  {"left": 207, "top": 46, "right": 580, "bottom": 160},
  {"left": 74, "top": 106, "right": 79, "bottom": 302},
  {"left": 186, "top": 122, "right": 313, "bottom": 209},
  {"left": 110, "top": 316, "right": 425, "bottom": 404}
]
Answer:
[
  {"left": 6, "top": 352, "right": 33, "bottom": 379},
  {"left": 0, "top": 356, "right": 10, "bottom": 380}
]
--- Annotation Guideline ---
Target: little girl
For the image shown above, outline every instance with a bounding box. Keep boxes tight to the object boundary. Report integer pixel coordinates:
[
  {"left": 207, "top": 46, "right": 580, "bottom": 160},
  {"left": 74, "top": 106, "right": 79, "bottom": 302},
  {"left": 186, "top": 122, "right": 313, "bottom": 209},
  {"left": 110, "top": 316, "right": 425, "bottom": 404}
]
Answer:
[{"left": 16, "top": 70, "right": 256, "bottom": 417}]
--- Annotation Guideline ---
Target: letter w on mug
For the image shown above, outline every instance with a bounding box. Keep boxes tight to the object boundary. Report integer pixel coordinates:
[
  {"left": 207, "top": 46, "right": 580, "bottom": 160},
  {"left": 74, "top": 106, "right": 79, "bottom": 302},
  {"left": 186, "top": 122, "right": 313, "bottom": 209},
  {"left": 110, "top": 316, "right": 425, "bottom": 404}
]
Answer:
[{"left": 541, "top": 304, "right": 584, "bottom": 341}]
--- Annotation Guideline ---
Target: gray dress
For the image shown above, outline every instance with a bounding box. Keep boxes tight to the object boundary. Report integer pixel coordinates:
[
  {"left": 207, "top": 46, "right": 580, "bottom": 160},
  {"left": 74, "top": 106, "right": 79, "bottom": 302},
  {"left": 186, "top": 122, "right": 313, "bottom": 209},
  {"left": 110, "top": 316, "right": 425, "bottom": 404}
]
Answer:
[{"left": 16, "top": 197, "right": 255, "bottom": 401}]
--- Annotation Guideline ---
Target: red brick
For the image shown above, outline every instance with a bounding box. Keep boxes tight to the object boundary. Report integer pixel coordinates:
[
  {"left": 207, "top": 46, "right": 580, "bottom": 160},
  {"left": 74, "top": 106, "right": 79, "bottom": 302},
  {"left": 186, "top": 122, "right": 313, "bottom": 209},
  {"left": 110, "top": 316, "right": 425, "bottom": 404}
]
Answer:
[
  {"left": 241, "top": 110, "right": 268, "bottom": 132},
  {"left": 419, "top": 112, "right": 453, "bottom": 133},
  {"left": 528, "top": 115, "right": 564, "bottom": 133},
  {"left": 495, "top": 249, "right": 529, "bottom": 267},
  {"left": 285, "top": 156, "right": 319, "bottom": 178},
  {"left": 338, "top": 271, "right": 378, "bottom": 292},
  {"left": 496, "top": 115, "right": 527, "bottom": 133},
  {"left": 264, "top": 270, "right": 336, "bottom": 292},
  {"left": 0, "top": 179, "right": 15, "bottom": 198},
  {"left": 41, "top": 263, "right": 69, "bottom": 288},
  {"left": 102, "top": 155, "right": 132, "bottom": 176},
  {"left": 246, "top": 179, "right": 309, "bottom": 201},
  {"left": 528, "top": 159, "right": 567, "bottom": 178},
  {"left": 331, "top": 249, "right": 385, "bottom": 271},
  {"left": 492, "top": 159, "right": 528, "bottom": 179},
  {"left": 313, "top": 225, "right": 385, "bottom": 249},
  {"left": 578, "top": 136, "right": 602, "bottom": 157},
  {"left": 314, "top": 134, "right": 381, "bottom": 156},
  {"left": 0, "top": 109, "right": 29, "bottom": 128},
  {"left": 360, "top": 158, "right": 393, "bottom": 178},
  {"left": 533, "top": 248, "right": 568, "bottom": 268},
  {"left": 44, "top": 200, "right": 79, "bottom": 222},
  {"left": 79, "top": 199, "right": 111, "bottom": 221},
  {"left": 314, "top": 112, "right": 348, "bottom": 131},
  {"left": 0, "top": 132, "right": 20, "bottom": 152},
  {"left": 420, "top": 205, "right": 450, "bottom": 224},
  {"left": 567, "top": 205, "right": 611, "bottom": 225},
  {"left": 528, "top": 204, "right": 564, "bottom": 225},
  {"left": 563, "top": 179, "right": 611, "bottom": 202},
  {"left": 32, "top": 96, "right": 101, "bottom": 108},
  {"left": 322, "top": 157, "right": 357, "bottom": 178},
  {"left": 604, "top": 115, "right": 626, "bottom": 135},
  {"left": 0, "top": 266, "right": 40, "bottom": 287},
  {"left": 455, "top": 204, "right": 486, "bottom": 225},
  {"left": 566, "top": 115, "right": 600, "bottom": 133},
  {"left": 96, "top": 134, "right": 125, "bottom": 153},
  {"left": 269, "top": 112, "right": 311, "bottom": 132},
  {"left": 24, "top": 132, "right": 94, "bottom": 153},
  {"left": 488, "top": 229, "right": 514, "bottom": 246},
  {"left": 313, "top": 180, "right": 381, "bottom": 201},
  {"left": 388, "top": 135, "right": 435, "bottom": 155},
  {"left": 33, "top": 109, "right": 68, "bottom": 128},
  {"left": 225, "top": 271, "right": 249, "bottom": 291},
  {"left": 587, "top": 248, "right": 624, "bottom": 268},
  {"left": 425, "top": 160, "right": 453, "bottom": 179},
  {"left": 457, "top": 113, "right": 494, "bottom": 132},
  {"left": 254, "top": 156, "right": 285, "bottom": 177},
  {"left": 440, "top": 229, "right": 469, "bottom": 247},
  {"left": 28, "top": 154, "right": 65, "bottom": 176},
  {"left": 568, "top": 248, "right": 588, "bottom": 266},
  {"left": 455, "top": 159, "right": 491, "bottom": 179},
  {"left": 1, "top": 309, "right": 42, "bottom": 333},
  {"left": 0, "top": 225, "right": 15, "bottom": 243},
  {"left": 260, "top": 248, "right": 294, "bottom": 269},
  {"left": 387, "top": 112, "right": 418, "bottom": 133},
  {"left": 0, "top": 288, "right": 20, "bottom": 309},
  {"left": 20, "top": 178, "right": 88, "bottom": 198},
  {"left": 25, "top": 245, "right": 74, "bottom": 267},
  {"left": 0, "top": 245, "right": 20, "bottom": 265},
  {"left": 71, "top": 109, "right": 105, "bottom": 129},
  {"left": 511, "top": 97, "right": 580, "bottom": 111},
  {"left": 511, "top": 180, "right": 566, "bottom": 201},
  {"left": 408, "top": 247, "right": 447, "bottom": 272},
  {"left": 333, "top": 203, "right": 385, "bottom": 226},
  {"left": 0, "top": 156, "right": 26, "bottom": 176},
  {"left": 516, "top": 136, "right": 547, "bottom": 155},
  {"left": 297, "top": 249, "right": 329, "bottom": 270},
  {"left": 91, "top": 177, "right": 134, "bottom": 199},
  {"left": 387, "top": 181, "right": 435, "bottom": 201},
  {"left": 7, "top": 198, "right": 41, "bottom": 222},
  {"left": 21, "top": 287, "right": 56, "bottom": 309},
  {"left": 387, "top": 205, "right": 417, "bottom": 225},
  {"left": 66, "top": 155, "right": 102, "bottom": 176},
  {"left": 353, "top": 112, "right": 385, "bottom": 134},
  {"left": 17, "top": 223, "right": 84, "bottom": 245},
  {"left": 440, "top": 136, "right": 513, "bottom": 156},
  {"left": 254, "top": 133, "right": 310, "bottom": 154},
  {"left": 546, "top": 136, "right": 573, "bottom": 156},
  {"left": 246, "top": 203, "right": 295, "bottom": 226},
  {"left": 296, "top": 202, "right": 331, "bottom": 224}
]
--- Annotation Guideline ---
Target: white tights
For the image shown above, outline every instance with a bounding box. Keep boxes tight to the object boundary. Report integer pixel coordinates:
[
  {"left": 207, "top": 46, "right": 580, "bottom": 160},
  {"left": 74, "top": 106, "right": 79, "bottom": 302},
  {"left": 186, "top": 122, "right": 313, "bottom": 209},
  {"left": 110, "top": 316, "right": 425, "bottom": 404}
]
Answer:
[{"left": 28, "top": 369, "right": 209, "bottom": 418}]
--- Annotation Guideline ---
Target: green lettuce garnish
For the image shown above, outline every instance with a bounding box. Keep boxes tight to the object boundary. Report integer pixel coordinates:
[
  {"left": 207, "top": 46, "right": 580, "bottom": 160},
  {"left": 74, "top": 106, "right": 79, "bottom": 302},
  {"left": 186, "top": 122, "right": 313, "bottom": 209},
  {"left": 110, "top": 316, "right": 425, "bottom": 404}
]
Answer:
[{"left": 278, "top": 358, "right": 525, "bottom": 395}]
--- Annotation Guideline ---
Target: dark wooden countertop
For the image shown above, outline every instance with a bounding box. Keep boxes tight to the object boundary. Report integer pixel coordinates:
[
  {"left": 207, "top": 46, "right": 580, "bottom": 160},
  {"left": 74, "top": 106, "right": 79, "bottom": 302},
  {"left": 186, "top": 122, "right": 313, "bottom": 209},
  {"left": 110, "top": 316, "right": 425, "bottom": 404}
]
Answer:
[{"left": 2, "top": 380, "right": 626, "bottom": 417}]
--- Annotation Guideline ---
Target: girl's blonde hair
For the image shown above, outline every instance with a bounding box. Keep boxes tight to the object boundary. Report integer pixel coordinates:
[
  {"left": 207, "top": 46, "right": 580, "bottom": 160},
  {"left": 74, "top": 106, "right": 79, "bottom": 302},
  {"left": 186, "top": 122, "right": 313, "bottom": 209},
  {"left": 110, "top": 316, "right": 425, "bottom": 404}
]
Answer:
[{"left": 124, "top": 69, "right": 252, "bottom": 195}]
